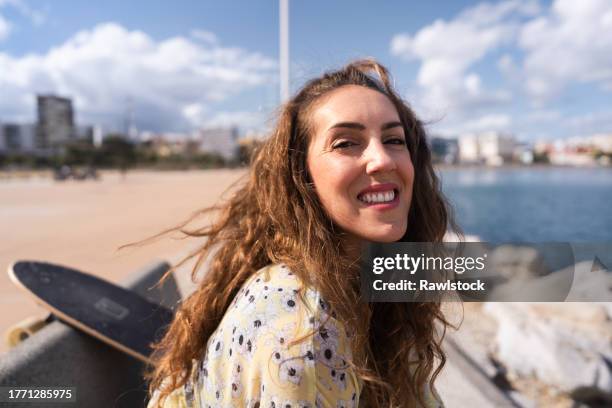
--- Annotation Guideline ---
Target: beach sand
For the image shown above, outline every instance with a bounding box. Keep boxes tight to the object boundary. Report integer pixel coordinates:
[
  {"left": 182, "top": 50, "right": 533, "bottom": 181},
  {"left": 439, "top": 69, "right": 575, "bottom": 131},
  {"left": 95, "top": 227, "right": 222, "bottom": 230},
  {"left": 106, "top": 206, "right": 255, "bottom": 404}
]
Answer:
[{"left": 0, "top": 169, "right": 246, "bottom": 354}]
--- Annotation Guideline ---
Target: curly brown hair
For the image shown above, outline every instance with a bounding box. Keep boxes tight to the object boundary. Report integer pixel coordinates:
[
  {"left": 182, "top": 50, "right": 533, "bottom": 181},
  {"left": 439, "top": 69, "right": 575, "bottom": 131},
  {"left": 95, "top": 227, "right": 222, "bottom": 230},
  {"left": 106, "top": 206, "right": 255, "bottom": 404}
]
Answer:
[{"left": 146, "top": 59, "right": 457, "bottom": 407}]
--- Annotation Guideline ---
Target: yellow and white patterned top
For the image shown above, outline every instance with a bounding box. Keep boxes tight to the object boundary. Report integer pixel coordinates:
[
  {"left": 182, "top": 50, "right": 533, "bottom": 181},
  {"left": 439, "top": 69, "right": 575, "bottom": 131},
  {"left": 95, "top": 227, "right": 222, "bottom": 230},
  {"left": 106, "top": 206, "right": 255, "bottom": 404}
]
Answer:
[{"left": 148, "top": 263, "right": 443, "bottom": 408}]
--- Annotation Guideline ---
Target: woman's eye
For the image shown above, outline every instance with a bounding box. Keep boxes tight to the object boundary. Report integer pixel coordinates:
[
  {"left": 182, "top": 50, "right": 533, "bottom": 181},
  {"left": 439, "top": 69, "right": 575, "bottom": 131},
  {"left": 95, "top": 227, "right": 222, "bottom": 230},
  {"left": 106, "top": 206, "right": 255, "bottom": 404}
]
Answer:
[
  {"left": 332, "top": 140, "right": 356, "bottom": 149},
  {"left": 385, "top": 137, "right": 406, "bottom": 145}
]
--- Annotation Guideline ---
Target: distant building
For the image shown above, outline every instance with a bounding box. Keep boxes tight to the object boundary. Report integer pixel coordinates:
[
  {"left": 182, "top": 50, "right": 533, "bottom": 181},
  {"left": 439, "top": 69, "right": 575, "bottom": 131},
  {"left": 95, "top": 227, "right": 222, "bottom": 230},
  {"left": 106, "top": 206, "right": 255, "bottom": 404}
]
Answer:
[
  {"left": 0, "top": 123, "right": 37, "bottom": 154},
  {"left": 546, "top": 135, "right": 612, "bottom": 167},
  {"left": 549, "top": 150, "right": 597, "bottom": 166},
  {"left": 193, "top": 127, "right": 239, "bottom": 160},
  {"left": 479, "top": 132, "right": 515, "bottom": 165},
  {"left": 534, "top": 140, "right": 553, "bottom": 155},
  {"left": 1, "top": 95, "right": 97, "bottom": 157},
  {"left": 74, "top": 125, "right": 94, "bottom": 144},
  {"left": 458, "top": 132, "right": 516, "bottom": 165},
  {"left": 430, "top": 137, "right": 459, "bottom": 164},
  {"left": 513, "top": 142, "right": 534, "bottom": 164},
  {"left": 457, "top": 134, "right": 481, "bottom": 163},
  {"left": 93, "top": 126, "right": 104, "bottom": 147},
  {"left": 586, "top": 134, "right": 612, "bottom": 153},
  {"left": 145, "top": 134, "right": 190, "bottom": 157},
  {"left": 37, "top": 95, "right": 75, "bottom": 149}
]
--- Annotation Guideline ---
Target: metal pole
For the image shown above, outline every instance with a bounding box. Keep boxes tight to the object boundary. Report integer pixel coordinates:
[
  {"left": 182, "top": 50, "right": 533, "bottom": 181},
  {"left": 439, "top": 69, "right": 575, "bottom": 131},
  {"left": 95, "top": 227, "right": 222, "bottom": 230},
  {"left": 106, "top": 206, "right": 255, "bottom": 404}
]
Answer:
[{"left": 279, "top": 0, "right": 290, "bottom": 103}]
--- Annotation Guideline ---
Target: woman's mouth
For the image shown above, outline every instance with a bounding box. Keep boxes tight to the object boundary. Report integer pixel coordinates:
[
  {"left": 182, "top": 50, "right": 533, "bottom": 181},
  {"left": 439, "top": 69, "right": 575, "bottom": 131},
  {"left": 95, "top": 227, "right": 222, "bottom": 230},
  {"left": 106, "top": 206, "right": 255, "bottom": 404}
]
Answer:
[
  {"left": 356, "top": 183, "right": 401, "bottom": 210},
  {"left": 357, "top": 189, "right": 398, "bottom": 204}
]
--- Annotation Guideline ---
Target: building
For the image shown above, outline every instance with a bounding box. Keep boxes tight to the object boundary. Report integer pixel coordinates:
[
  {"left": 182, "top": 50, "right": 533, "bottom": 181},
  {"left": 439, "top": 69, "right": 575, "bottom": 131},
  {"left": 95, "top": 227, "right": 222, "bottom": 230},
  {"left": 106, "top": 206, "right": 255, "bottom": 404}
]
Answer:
[
  {"left": 0, "top": 123, "right": 37, "bottom": 154},
  {"left": 145, "top": 134, "right": 190, "bottom": 157},
  {"left": 430, "top": 136, "right": 459, "bottom": 164},
  {"left": 457, "top": 134, "right": 480, "bottom": 163},
  {"left": 458, "top": 132, "right": 516, "bottom": 165},
  {"left": 37, "top": 95, "right": 74, "bottom": 149},
  {"left": 479, "top": 132, "right": 515, "bottom": 165},
  {"left": 513, "top": 142, "right": 534, "bottom": 164},
  {"left": 585, "top": 133, "right": 612, "bottom": 153},
  {"left": 549, "top": 149, "right": 597, "bottom": 166},
  {"left": 193, "top": 127, "right": 239, "bottom": 160},
  {"left": 1, "top": 95, "right": 97, "bottom": 158},
  {"left": 546, "top": 134, "right": 612, "bottom": 167},
  {"left": 74, "top": 125, "right": 94, "bottom": 144}
]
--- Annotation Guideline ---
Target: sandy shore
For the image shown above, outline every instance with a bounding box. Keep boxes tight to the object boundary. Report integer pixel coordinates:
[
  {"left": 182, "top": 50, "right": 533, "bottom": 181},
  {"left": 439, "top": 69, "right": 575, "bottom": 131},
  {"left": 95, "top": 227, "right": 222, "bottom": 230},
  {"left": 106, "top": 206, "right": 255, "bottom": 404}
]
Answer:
[{"left": 0, "top": 169, "right": 246, "bottom": 354}]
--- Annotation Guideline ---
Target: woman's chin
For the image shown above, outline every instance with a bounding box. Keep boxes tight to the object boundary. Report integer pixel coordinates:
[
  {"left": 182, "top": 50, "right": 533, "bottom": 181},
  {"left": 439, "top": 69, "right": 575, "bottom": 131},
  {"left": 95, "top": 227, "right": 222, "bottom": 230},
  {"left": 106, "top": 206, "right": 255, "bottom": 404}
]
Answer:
[{"left": 356, "top": 226, "right": 407, "bottom": 243}]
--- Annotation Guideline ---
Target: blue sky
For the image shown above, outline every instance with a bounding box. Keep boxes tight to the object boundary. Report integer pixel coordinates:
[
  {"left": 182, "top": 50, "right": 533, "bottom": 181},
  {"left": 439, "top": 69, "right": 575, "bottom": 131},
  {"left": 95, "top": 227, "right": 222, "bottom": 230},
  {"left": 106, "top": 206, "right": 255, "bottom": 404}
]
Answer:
[{"left": 1, "top": 0, "right": 611, "bottom": 141}]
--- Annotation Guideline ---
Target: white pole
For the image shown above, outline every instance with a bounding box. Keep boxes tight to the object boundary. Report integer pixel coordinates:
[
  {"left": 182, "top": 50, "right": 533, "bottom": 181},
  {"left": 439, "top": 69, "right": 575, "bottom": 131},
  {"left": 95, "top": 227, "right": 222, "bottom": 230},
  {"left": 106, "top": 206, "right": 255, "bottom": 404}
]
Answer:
[{"left": 279, "top": 0, "right": 290, "bottom": 103}]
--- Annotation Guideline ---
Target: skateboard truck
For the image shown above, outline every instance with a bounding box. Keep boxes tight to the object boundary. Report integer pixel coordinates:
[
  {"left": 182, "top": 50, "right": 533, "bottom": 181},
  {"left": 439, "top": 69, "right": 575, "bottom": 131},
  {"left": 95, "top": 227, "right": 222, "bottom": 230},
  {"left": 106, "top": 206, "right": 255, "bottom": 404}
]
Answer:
[{"left": 4, "top": 314, "right": 54, "bottom": 348}]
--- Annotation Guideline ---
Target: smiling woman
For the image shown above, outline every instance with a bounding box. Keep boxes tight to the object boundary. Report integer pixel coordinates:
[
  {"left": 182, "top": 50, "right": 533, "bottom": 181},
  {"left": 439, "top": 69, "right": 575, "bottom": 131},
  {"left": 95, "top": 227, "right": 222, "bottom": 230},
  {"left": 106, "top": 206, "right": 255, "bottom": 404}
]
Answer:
[
  {"left": 146, "top": 59, "right": 455, "bottom": 408},
  {"left": 307, "top": 85, "right": 415, "bottom": 246}
]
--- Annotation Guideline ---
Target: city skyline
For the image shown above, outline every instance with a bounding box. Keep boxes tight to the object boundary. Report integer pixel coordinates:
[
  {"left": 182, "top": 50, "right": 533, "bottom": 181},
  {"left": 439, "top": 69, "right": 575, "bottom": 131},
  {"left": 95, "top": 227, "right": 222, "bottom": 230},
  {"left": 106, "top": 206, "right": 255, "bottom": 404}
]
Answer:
[{"left": 1, "top": 0, "right": 611, "bottom": 141}]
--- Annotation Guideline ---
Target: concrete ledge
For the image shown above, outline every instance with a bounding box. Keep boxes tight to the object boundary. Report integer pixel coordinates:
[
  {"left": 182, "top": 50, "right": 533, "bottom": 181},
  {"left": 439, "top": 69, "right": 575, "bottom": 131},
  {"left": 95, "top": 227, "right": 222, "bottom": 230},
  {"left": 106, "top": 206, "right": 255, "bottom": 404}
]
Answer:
[
  {"left": 439, "top": 336, "right": 521, "bottom": 407},
  {"left": 0, "top": 260, "right": 525, "bottom": 408},
  {"left": 0, "top": 261, "right": 180, "bottom": 408}
]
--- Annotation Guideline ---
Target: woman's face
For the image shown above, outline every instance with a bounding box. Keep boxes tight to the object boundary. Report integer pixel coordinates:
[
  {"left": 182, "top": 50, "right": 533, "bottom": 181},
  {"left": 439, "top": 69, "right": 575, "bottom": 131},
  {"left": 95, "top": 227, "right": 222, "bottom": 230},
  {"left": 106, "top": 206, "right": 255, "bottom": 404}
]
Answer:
[{"left": 306, "top": 85, "right": 414, "bottom": 244}]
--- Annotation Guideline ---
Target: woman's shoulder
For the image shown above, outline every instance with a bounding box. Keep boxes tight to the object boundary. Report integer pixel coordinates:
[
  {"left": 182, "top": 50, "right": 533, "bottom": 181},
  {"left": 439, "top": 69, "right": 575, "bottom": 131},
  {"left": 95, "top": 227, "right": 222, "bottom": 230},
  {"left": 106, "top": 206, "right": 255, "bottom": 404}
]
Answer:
[
  {"left": 192, "top": 264, "right": 360, "bottom": 407},
  {"left": 222, "top": 263, "right": 319, "bottom": 335},
  {"left": 151, "top": 264, "right": 360, "bottom": 408}
]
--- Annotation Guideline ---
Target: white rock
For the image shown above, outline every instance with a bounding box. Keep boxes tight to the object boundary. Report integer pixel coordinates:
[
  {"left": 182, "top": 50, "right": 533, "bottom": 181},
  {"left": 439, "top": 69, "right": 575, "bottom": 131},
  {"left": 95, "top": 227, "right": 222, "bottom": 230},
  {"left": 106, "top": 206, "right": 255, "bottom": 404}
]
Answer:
[
  {"left": 488, "top": 260, "right": 612, "bottom": 302},
  {"left": 484, "top": 302, "right": 612, "bottom": 397},
  {"left": 489, "top": 245, "right": 550, "bottom": 280}
]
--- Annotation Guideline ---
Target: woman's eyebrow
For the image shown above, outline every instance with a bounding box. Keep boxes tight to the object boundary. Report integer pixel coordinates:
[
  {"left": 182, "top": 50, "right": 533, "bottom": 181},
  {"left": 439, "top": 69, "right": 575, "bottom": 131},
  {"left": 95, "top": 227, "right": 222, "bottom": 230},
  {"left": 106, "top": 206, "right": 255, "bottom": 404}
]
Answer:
[
  {"left": 328, "top": 121, "right": 403, "bottom": 131},
  {"left": 328, "top": 121, "right": 366, "bottom": 131},
  {"left": 381, "top": 121, "right": 402, "bottom": 131}
]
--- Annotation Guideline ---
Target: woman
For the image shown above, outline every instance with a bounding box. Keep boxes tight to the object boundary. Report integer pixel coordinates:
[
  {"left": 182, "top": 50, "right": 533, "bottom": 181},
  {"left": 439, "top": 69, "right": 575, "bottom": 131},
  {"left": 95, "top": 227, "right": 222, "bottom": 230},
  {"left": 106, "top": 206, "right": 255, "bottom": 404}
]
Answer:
[{"left": 147, "top": 59, "right": 455, "bottom": 407}]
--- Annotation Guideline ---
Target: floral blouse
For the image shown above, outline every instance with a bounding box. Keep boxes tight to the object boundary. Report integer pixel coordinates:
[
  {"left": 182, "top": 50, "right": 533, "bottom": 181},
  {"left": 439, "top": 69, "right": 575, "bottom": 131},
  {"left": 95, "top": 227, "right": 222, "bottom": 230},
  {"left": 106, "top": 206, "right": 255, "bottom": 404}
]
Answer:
[{"left": 148, "top": 264, "right": 443, "bottom": 408}]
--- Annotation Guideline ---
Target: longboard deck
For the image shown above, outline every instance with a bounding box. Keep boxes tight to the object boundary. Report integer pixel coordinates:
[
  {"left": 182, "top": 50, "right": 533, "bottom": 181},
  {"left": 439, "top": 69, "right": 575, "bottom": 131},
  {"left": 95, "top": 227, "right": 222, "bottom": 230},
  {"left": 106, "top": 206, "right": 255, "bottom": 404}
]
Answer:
[{"left": 8, "top": 261, "right": 174, "bottom": 364}]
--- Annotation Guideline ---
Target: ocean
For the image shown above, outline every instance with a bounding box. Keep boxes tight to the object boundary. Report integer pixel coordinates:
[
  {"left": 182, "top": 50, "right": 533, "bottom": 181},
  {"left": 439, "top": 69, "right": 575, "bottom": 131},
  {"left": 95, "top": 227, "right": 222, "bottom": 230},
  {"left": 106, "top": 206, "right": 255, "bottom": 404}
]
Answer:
[{"left": 438, "top": 167, "right": 612, "bottom": 243}]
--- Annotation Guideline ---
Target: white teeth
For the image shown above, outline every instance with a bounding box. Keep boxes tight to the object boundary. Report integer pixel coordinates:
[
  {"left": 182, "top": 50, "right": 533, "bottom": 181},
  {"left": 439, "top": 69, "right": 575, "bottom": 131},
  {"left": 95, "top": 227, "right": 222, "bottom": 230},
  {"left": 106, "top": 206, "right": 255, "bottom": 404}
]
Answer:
[{"left": 359, "top": 190, "right": 396, "bottom": 203}]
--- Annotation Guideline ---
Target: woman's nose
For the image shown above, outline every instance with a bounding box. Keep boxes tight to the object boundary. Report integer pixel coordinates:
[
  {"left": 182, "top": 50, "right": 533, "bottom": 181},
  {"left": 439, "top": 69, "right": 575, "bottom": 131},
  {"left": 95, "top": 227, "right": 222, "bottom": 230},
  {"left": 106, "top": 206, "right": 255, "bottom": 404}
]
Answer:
[{"left": 364, "top": 140, "right": 396, "bottom": 174}]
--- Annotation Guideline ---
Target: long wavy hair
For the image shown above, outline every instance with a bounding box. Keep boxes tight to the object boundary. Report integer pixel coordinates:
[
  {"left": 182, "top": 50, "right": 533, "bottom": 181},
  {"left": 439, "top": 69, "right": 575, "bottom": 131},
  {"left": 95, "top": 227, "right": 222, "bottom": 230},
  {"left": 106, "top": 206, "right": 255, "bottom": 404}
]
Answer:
[{"left": 146, "top": 59, "right": 457, "bottom": 407}]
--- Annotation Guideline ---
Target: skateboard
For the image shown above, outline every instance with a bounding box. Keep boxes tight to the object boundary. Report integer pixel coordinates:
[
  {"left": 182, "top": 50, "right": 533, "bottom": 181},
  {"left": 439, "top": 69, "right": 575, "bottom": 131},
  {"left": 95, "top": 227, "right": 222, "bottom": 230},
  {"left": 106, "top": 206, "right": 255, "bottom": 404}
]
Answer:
[{"left": 8, "top": 261, "right": 175, "bottom": 364}]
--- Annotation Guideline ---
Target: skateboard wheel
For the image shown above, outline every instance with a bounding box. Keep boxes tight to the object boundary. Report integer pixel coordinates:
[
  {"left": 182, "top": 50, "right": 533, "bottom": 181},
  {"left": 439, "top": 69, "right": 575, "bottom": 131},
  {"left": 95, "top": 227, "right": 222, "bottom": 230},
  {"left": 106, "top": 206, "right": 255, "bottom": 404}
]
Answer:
[{"left": 4, "top": 316, "right": 48, "bottom": 347}]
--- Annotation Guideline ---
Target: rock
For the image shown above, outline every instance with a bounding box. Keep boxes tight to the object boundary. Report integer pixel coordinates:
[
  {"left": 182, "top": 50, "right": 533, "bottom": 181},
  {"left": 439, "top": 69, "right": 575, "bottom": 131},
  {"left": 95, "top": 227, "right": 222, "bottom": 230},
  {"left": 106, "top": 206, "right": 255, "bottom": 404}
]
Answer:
[
  {"left": 508, "top": 391, "right": 537, "bottom": 408},
  {"left": 488, "top": 245, "right": 550, "bottom": 281},
  {"left": 565, "top": 260, "right": 612, "bottom": 302},
  {"left": 488, "top": 260, "right": 612, "bottom": 302},
  {"left": 443, "top": 231, "right": 480, "bottom": 242},
  {"left": 487, "top": 265, "right": 573, "bottom": 301},
  {"left": 484, "top": 301, "right": 612, "bottom": 400}
]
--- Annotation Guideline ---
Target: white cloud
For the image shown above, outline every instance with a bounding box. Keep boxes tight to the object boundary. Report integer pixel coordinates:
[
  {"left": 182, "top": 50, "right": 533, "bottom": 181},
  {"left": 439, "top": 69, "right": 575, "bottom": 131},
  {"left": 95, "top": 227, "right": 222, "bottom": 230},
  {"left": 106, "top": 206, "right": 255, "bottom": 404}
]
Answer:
[
  {"left": 182, "top": 103, "right": 208, "bottom": 127},
  {"left": 497, "top": 53, "right": 520, "bottom": 79},
  {"left": 0, "top": 22, "right": 276, "bottom": 131},
  {"left": 0, "top": 0, "right": 14, "bottom": 42},
  {"left": 519, "top": 0, "right": 612, "bottom": 101},
  {"left": 0, "top": 14, "right": 10, "bottom": 40},
  {"left": 0, "top": 0, "right": 45, "bottom": 41},
  {"left": 390, "top": 0, "right": 537, "bottom": 115},
  {"left": 457, "top": 0, "right": 540, "bottom": 25},
  {"left": 10, "top": 0, "right": 44, "bottom": 25},
  {"left": 564, "top": 110, "right": 612, "bottom": 134},
  {"left": 525, "top": 110, "right": 561, "bottom": 122},
  {"left": 203, "top": 111, "right": 265, "bottom": 130},
  {"left": 437, "top": 114, "right": 512, "bottom": 136},
  {"left": 180, "top": 104, "right": 267, "bottom": 131},
  {"left": 190, "top": 29, "right": 218, "bottom": 45},
  {"left": 391, "top": 0, "right": 612, "bottom": 139}
]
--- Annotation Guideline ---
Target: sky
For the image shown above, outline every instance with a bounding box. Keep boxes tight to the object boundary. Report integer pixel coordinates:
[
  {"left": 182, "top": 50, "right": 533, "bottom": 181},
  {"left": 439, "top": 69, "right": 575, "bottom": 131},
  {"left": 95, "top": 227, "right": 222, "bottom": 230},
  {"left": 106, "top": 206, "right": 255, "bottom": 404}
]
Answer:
[{"left": 0, "top": 0, "right": 611, "bottom": 141}]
